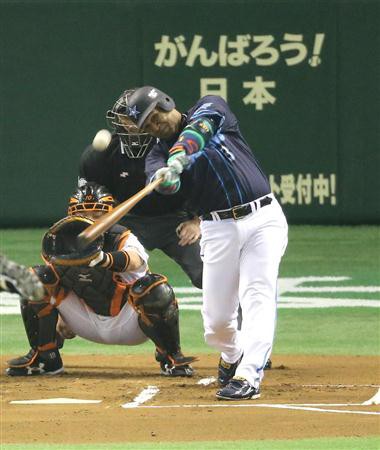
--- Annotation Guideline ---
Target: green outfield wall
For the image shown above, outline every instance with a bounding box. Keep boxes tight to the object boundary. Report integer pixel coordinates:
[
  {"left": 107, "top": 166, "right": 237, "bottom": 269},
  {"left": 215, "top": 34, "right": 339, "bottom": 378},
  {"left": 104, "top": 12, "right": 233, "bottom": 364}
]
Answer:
[{"left": 1, "top": 0, "right": 379, "bottom": 226}]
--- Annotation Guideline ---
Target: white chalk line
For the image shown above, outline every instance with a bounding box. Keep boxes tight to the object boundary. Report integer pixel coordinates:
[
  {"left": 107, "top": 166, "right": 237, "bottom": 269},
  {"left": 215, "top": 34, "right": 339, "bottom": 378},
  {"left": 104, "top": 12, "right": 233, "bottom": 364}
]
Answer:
[
  {"left": 10, "top": 388, "right": 380, "bottom": 415},
  {"left": 10, "top": 398, "right": 102, "bottom": 405},
  {"left": 121, "top": 385, "right": 159, "bottom": 409},
  {"left": 131, "top": 403, "right": 379, "bottom": 415},
  {"left": 120, "top": 386, "right": 380, "bottom": 415},
  {"left": 196, "top": 382, "right": 380, "bottom": 389},
  {"left": 302, "top": 384, "right": 380, "bottom": 388}
]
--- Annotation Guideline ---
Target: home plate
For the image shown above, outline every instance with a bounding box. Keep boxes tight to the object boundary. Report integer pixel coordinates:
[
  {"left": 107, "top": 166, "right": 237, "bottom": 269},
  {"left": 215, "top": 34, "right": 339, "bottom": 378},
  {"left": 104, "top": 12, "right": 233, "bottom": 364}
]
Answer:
[{"left": 10, "top": 398, "right": 102, "bottom": 405}]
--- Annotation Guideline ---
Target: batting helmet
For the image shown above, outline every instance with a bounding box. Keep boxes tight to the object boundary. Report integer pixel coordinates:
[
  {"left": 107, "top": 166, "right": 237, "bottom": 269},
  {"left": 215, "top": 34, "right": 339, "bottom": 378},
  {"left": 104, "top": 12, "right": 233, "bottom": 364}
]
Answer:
[
  {"left": 122, "top": 86, "right": 175, "bottom": 129},
  {"left": 106, "top": 89, "right": 155, "bottom": 158},
  {"left": 68, "top": 183, "right": 115, "bottom": 216}
]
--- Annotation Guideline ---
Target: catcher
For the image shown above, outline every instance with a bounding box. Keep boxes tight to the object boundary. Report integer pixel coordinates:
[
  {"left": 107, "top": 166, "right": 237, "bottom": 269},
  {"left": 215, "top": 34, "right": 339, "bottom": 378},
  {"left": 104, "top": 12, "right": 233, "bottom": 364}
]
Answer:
[{"left": 6, "top": 183, "right": 196, "bottom": 377}]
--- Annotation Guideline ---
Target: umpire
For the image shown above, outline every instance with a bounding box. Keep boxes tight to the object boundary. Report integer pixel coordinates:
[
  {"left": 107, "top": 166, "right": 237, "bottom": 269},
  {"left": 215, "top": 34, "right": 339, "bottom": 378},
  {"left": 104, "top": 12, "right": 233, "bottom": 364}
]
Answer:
[{"left": 78, "top": 89, "right": 203, "bottom": 288}]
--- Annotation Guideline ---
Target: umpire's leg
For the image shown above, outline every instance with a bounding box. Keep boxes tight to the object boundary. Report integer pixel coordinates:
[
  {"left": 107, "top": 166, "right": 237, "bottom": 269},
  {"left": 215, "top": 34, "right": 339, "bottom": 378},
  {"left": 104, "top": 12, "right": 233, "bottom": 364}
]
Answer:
[
  {"left": 121, "top": 213, "right": 203, "bottom": 289},
  {"left": 161, "top": 239, "right": 203, "bottom": 289}
]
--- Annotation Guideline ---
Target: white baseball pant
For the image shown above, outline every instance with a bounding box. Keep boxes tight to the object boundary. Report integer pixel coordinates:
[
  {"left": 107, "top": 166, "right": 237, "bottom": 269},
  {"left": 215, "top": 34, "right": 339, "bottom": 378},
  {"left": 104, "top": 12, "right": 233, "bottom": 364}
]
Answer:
[
  {"left": 200, "top": 195, "right": 288, "bottom": 388},
  {"left": 57, "top": 294, "right": 147, "bottom": 346}
]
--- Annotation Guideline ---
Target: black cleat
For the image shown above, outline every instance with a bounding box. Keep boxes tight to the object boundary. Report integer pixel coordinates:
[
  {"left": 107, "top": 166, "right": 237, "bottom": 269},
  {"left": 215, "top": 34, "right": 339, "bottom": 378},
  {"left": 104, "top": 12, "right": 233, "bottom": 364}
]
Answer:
[
  {"left": 156, "top": 350, "right": 196, "bottom": 377},
  {"left": 6, "top": 349, "right": 64, "bottom": 376},
  {"left": 159, "top": 361, "right": 194, "bottom": 377},
  {"left": 264, "top": 358, "right": 272, "bottom": 370},
  {"left": 216, "top": 376, "right": 261, "bottom": 400},
  {"left": 7, "top": 348, "right": 37, "bottom": 368},
  {"left": 218, "top": 354, "right": 243, "bottom": 387}
]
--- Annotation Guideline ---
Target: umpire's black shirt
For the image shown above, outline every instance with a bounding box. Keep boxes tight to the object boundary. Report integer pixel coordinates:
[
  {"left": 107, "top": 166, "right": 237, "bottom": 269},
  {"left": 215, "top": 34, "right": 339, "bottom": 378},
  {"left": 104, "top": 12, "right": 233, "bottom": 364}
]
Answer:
[{"left": 78, "top": 134, "right": 188, "bottom": 216}]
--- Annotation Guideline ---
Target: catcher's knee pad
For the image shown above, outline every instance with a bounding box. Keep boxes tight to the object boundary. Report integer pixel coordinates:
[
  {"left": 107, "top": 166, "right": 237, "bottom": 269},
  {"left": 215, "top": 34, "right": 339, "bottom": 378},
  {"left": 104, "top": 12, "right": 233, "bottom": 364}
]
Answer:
[
  {"left": 129, "top": 273, "right": 176, "bottom": 324},
  {"left": 129, "top": 273, "right": 180, "bottom": 356}
]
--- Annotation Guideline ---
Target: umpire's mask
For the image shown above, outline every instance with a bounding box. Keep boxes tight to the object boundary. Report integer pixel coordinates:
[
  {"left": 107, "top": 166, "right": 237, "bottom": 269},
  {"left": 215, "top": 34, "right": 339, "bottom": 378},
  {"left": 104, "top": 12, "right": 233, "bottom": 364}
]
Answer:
[{"left": 107, "top": 89, "right": 154, "bottom": 158}]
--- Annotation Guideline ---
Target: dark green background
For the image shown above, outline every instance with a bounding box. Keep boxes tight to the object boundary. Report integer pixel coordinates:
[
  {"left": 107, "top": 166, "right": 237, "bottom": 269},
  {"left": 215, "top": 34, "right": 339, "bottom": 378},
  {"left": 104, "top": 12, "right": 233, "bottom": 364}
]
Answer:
[{"left": 1, "top": 0, "right": 379, "bottom": 226}]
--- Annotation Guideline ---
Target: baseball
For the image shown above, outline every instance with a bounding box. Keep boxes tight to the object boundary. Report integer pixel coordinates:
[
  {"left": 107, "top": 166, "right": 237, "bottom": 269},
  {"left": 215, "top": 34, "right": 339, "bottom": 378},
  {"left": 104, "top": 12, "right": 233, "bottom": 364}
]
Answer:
[{"left": 92, "top": 129, "right": 112, "bottom": 151}]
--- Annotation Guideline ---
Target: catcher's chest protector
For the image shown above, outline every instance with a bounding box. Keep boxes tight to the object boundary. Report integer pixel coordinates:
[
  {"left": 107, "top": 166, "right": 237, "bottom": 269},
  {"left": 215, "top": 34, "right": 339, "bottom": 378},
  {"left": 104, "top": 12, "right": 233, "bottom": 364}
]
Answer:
[
  {"left": 55, "top": 266, "right": 122, "bottom": 316},
  {"left": 54, "top": 224, "right": 129, "bottom": 316}
]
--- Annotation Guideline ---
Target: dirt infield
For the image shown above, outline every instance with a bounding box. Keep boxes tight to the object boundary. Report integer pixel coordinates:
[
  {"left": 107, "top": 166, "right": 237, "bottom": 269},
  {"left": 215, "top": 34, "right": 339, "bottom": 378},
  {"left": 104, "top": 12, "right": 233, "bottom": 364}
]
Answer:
[{"left": 1, "top": 354, "right": 379, "bottom": 445}]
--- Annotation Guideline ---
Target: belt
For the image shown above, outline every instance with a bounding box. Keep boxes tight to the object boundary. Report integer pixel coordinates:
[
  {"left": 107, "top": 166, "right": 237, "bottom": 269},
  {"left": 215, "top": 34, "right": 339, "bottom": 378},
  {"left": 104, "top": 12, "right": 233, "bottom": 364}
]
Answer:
[{"left": 201, "top": 195, "right": 273, "bottom": 221}]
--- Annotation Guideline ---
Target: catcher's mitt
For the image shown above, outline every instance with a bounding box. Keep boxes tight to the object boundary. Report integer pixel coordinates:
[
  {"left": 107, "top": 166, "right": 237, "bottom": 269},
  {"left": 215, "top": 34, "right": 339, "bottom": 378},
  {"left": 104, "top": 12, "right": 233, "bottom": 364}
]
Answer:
[{"left": 42, "top": 215, "right": 104, "bottom": 266}]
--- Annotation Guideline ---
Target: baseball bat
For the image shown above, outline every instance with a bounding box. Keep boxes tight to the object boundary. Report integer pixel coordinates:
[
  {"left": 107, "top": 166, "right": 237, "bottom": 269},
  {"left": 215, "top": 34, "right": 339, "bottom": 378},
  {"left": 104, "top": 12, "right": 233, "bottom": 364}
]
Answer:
[{"left": 77, "top": 176, "right": 163, "bottom": 250}]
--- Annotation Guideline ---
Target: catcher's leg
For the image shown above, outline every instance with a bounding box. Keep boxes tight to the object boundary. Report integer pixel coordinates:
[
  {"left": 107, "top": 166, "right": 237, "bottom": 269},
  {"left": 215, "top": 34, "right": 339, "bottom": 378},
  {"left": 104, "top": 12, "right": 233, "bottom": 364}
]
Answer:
[
  {"left": 7, "top": 298, "right": 39, "bottom": 368},
  {"left": 129, "top": 273, "right": 197, "bottom": 377},
  {"left": 7, "top": 301, "right": 64, "bottom": 376}
]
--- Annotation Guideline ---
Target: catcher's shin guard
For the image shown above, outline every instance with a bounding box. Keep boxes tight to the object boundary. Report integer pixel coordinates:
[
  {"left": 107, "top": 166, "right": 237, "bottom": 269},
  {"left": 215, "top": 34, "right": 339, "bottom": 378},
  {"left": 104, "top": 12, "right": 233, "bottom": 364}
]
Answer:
[
  {"left": 20, "top": 297, "right": 39, "bottom": 349},
  {"left": 129, "top": 273, "right": 197, "bottom": 373},
  {"left": 7, "top": 298, "right": 39, "bottom": 368},
  {"left": 8, "top": 300, "right": 61, "bottom": 371}
]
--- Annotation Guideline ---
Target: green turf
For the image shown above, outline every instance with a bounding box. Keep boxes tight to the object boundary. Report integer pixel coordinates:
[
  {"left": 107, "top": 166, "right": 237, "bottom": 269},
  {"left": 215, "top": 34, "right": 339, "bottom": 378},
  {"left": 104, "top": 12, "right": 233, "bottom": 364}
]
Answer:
[
  {"left": 1, "top": 226, "right": 379, "bottom": 356},
  {"left": 2, "top": 436, "right": 380, "bottom": 449},
  {"left": 2, "top": 308, "right": 379, "bottom": 356},
  {"left": 280, "top": 226, "right": 380, "bottom": 284},
  {"left": 1, "top": 225, "right": 379, "bottom": 282}
]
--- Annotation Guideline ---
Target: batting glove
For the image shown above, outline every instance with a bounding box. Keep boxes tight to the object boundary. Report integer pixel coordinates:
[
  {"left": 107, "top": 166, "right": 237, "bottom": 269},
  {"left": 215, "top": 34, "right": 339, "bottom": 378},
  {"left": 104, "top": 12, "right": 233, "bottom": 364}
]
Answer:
[
  {"left": 167, "top": 152, "right": 190, "bottom": 174},
  {"left": 154, "top": 166, "right": 181, "bottom": 194}
]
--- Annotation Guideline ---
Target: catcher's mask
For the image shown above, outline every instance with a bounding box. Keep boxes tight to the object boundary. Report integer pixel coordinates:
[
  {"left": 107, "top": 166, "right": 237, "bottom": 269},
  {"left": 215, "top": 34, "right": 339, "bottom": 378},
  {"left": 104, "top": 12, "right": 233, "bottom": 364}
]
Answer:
[
  {"left": 42, "top": 215, "right": 104, "bottom": 266},
  {"left": 68, "top": 182, "right": 115, "bottom": 216},
  {"left": 106, "top": 89, "right": 155, "bottom": 158}
]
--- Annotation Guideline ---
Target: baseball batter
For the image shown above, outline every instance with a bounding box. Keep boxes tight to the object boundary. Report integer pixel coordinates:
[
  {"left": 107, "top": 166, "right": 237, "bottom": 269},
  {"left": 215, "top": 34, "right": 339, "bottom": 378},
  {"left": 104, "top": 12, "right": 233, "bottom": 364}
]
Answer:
[
  {"left": 123, "top": 86, "right": 288, "bottom": 400},
  {"left": 78, "top": 90, "right": 203, "bottom": 288},
  {"left": 6, "top": 183, "right": 195, "bottom": 377}
]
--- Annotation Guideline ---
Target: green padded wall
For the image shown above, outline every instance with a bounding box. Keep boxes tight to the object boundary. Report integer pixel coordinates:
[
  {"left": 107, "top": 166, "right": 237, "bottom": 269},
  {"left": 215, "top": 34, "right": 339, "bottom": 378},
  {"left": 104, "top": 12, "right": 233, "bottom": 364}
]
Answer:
[{"left": 1, "top": 0, "right": 379, "bottom": 226}]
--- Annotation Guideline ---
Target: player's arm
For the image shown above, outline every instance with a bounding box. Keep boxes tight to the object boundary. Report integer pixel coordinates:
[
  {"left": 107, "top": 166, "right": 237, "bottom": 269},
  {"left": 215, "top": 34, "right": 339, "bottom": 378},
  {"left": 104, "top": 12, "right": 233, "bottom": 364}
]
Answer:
[
  {"left": 168, "top": 96, "right": 226, "bottom": 160},
  {"left": 89, "top": 231, "right": 148, "bottom": 273},
  {"left": 153, "top": 97, "right": 226, "bottom": 194}
]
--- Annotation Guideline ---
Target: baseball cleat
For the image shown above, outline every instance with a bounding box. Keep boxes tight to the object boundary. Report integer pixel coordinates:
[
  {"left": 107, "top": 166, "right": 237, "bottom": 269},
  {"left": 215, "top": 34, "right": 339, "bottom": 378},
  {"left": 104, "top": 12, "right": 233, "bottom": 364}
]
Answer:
[
  {"left": 7, "top": 348, "right": 37, "bottom": 368},
  {"left": 216, "top": 376, "right": 260, "bottom": 400},
  {"left": 159, "top": 362, "right": 194, "bottom": 377},
  {"left": 264, "top": 358, "right": 272, "bottom": 370},
  {"left": 217, "top": 354, "right": 243, "bottom": 387},
  {"left": 155, "top": 350, "right": 197, "bottom": 377},
  {"left": 6, "top": 349, "right": 64, "bottom": 376}
]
